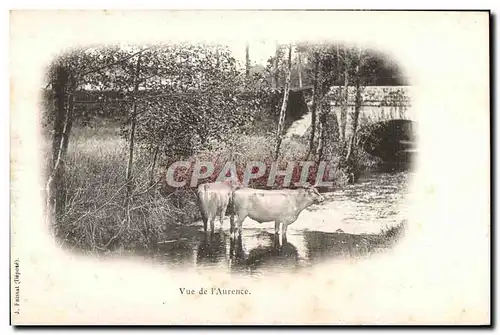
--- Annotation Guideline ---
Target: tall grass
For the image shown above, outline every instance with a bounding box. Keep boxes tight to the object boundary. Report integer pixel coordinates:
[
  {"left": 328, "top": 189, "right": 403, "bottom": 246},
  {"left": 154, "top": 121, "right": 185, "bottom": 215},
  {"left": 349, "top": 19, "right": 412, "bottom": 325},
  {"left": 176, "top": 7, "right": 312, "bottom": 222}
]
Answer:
[{"left": 50, "top": 126, "right": 179, "bottom": 254}]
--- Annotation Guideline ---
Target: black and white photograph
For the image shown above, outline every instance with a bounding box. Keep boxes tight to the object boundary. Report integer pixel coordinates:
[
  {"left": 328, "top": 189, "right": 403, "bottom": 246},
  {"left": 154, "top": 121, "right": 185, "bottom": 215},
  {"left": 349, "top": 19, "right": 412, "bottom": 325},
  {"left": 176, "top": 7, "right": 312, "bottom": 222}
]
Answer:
[
  {"left": 10, "top": 10, "right": 490, "bottom": 325},
  {"left": 44, "top": 41, "right": 414, "bottom": 273}
]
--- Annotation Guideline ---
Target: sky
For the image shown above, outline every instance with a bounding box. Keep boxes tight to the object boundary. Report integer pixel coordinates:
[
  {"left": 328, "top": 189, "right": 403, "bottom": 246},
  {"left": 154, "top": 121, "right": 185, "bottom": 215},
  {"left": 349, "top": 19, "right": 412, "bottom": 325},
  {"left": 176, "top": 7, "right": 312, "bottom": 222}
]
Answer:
[{"left": 227, "top": 40, "right": 277, "bottom": 68}]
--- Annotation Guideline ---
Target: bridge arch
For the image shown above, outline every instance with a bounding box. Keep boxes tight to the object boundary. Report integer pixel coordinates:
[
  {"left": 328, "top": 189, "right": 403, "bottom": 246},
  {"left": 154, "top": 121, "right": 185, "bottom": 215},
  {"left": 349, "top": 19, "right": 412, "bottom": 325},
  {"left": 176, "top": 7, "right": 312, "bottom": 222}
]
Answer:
[{"left": 358, "top": 119, "right": 417, "bottom": 169}]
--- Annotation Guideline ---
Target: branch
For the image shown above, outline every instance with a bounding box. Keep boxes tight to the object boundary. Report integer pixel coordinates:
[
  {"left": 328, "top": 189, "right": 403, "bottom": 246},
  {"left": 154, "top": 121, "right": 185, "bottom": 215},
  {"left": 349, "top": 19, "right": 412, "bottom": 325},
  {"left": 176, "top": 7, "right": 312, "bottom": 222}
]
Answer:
[
  {"left": 80, "top": 47, "right": 154, "bottom": 77},
  {"left": 68, "top": 161, "right": 153, "bottom": 227},
  {"left": 102, "top": 219, "right": 127, "bottom": 250},
  {"left": 72, "top": 88, "right": 236, "bottom": 104},
  {"left": 132, "top": 178, "right": 161, "bottom": 198}
]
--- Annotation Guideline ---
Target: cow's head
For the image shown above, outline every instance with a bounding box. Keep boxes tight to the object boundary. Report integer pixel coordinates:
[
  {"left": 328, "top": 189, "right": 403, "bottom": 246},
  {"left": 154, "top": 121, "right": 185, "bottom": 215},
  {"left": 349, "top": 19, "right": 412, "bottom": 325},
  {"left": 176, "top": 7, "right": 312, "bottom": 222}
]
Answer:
[{"left": 304, "top": 184, "right": 325, "bottom": 204}]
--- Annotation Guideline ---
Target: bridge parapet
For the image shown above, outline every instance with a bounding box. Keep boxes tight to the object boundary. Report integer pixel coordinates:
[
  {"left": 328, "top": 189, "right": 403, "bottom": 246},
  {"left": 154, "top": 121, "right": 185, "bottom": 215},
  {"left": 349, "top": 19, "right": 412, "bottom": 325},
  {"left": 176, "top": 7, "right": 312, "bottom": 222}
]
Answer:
[
  {"left": 325, "top": 85, "right": 412, "bottom": 106},
  {"left": 285, "top": 85, "right": 414, "bottom": 139}
]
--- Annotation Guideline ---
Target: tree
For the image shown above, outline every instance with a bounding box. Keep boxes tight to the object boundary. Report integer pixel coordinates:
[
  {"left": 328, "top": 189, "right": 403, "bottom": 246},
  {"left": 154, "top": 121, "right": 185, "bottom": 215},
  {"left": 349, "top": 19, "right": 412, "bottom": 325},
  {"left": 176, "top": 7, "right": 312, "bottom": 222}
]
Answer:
[
  {"left": 124, "top": 52, "right": 143, "bottom": 212},
  {"left": 297, "top": 47, "right": 303, "bottom": 88},
  {"left": 306, "top": 51, "right": 320, "bottom": 160},
  {"left": 245, "top": 43, "right": 250, "bottom": 79},
  {"left": 45, "top": 64, "right": 76, "bottom": 226},
  {"left": 43, "top": 44, "right": 260, "bottom": 228},
  {"left": 338, "top": 45, "right": 349, "bottom": 143},
  {"left": 44, "top": 47, "right": 121, "bottom": 227},
  {"left": 274, "top": 44, "right": 292, "bottom": 160},
  {"left": 345, "top": 47, "right": 364, "bottom": 165},
  {"left": 273, "top": 42, "right": 280, "bottom": 88}
]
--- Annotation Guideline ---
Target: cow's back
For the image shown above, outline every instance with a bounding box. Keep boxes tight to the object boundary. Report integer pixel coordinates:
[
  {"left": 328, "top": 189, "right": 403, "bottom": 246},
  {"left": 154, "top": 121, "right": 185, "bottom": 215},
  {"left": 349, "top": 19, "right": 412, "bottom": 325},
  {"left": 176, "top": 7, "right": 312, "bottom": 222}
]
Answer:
[{"left": 233, "top": 188, "right": 300, "bottom": 223}]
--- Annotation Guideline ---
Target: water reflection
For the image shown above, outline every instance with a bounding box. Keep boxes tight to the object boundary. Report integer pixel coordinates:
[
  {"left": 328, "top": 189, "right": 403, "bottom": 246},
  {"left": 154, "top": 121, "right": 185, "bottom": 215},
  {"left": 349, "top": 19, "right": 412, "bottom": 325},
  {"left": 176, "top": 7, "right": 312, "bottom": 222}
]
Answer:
[
  {"left": 146, "top": 171, "right": 410, "bottom": 275},
  {"left": 196, "top": 231, "right": 227, "bottom": 265},
  {"left": 246, "top": 233, "right": 299, "bottom": 270},
  {"left": 226, "top": 233, "right": 300, "bottom": 274},
  {"left": 155, "top": 238, "right": 194, "bottom": 268},
  {"left": 304, "top": 230, "right": 385, "bottom": 262},
  {"left": 228, "top": 235, "right": 247, "bottom": 272}
]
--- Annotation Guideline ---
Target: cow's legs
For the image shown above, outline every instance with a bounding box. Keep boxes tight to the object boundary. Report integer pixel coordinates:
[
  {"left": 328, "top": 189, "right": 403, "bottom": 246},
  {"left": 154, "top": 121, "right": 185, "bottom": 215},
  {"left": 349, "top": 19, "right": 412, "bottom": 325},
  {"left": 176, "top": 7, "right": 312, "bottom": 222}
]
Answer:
[
  {"left": 281, "top": 231, "right": 288, "bottom": 244},
  {"left": 229, "top": 210, "right": 235, "bottom": 233},
  {"left": 230, "top": 208, "right": 237, "bottom": 234},
  {"left": 281, "top": 220, "right": 294, "bottom": 244},
  {"left": 219, "top": 204, "right": 228, "bottom": 231},
  {"left": 282, "top": 222, "right": 289, "bottom": 235},
  {"left": 274, "top": 221, "right": 281, "bottom": 235},
  {"left": 210, "top": 217, "right": 215, "bottom": 234},
  {"left": 202, "top": 218, "right": 208, "bottom": 232},
  {"left": 206, "top": 213, "right": 215, "bottom": 235},
  {"left": 282, "top": 216, "right": 298, "bottom": 235},
  {"left": 235, "top": 219, "right": 243, "bottom": 237},
  {"left": 272, "top": 233, "right": 280, "bottom": 248},
  {"left": 234, "top": 213, "right": 246, "bottom": 237}
]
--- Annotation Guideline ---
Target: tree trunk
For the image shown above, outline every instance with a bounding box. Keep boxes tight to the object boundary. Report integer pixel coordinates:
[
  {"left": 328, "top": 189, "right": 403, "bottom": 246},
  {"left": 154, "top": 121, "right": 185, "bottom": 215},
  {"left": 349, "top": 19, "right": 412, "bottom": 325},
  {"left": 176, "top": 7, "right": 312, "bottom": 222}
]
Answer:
[
  {"left": 346, "top": 61, "right": 362, "bottom": 163},
  {"left": 306, "top": 52, "right": 320, "bottom": 160},
  {"left": 274, "top": 45, "right": 292, "bottom": 160},
  {"left": 315, "top": 102, "right": 327, "bottom": 162},
  {"left": 273, "top": 42, "right": 280, "bottom": 89},
  {"left": 125, "top": 54, "right": 142, "bottom": 208},
  {"left": 125, "top": 107, "right": 137, "bottom": 202},
  {"left": 346, "top": 50, "right": 363, "bottom": 166},
  {"left": 339, "top": 55, "right": 349, "bottom": 144},
  {"left": 245, "top": 43, "right": 250, "bottom": 79},
  {"left": 61, "top": 87, "right": 75, "bottom": 155},
  {"left": 149, "top": 145, "right": 160, "bottom": 186},
  {"left": 297, "top": 50, "right": 303, "bottom": 88},
  {"left": 335, "top": 45, "right": 342, "bottom": 142},
  {"left": 215, "top": 45, "right": 220, "bottom": 68},
  {"left": 46, "top": 65, "right": 76, "bottom": 227}
]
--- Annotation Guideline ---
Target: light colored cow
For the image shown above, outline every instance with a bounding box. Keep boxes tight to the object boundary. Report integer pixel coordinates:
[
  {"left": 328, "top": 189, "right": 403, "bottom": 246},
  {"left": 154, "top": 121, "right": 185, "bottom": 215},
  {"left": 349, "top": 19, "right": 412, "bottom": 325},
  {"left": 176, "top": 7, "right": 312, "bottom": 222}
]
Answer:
[
  {"left": 231, "top": 185, "right": 325, "bottom": 236},
  {"left": 196, "top": 181, "right": 241, "bottom": 233}
]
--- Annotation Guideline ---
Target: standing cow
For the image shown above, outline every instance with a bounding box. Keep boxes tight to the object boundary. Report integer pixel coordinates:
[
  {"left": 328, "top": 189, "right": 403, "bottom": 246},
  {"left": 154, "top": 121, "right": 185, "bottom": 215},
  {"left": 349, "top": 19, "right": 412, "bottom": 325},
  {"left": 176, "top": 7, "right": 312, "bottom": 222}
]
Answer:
[
  {"left": 197, "top": 181, "right": 242, "bottom": 233},
  {"left": 231, "top": 185, "right": 325, "bottom": 236}
]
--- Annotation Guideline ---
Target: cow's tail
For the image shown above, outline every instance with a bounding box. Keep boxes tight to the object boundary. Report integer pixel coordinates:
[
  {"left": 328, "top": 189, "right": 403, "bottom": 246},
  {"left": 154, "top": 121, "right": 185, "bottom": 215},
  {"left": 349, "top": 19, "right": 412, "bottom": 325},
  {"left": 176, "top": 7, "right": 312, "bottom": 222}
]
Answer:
[
  {"left": 229, "top": 191, "right": 235, "bottom": 230},
  {"left": 229, "top": 185, "right": 240, "bottom": 233}
]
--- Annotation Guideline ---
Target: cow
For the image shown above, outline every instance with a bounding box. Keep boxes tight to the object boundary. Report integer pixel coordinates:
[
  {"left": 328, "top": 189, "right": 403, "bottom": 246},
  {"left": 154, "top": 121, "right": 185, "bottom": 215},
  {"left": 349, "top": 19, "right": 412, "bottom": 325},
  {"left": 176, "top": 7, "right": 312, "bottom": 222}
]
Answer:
[
  {"left": 196, "top": 181, "right": 242, "bottom": 233},
  {"left": 230, "top": 185, "right": 325, "bottom": 236}
]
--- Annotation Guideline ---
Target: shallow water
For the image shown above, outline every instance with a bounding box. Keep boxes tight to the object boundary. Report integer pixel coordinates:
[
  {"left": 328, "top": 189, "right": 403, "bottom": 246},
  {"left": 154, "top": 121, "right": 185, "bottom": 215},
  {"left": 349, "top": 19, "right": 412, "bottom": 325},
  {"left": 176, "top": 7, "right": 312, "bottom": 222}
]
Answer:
[{"left": 148, "top": 171, "right": 413, "bottom": 276}]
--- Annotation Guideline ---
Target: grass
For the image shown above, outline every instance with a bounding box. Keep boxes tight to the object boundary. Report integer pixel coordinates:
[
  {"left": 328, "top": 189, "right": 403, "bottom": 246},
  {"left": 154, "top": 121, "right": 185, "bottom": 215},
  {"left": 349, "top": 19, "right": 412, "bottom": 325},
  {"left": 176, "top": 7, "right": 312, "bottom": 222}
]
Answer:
[{"left": 48, "top": 125, "right": 170, "bottom": 253}]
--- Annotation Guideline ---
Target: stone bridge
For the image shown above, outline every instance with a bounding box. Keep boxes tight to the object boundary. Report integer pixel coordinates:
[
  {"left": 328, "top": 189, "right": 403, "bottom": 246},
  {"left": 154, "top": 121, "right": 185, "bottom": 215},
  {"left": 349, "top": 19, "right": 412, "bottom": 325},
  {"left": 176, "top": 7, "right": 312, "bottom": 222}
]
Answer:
[{"left": 283, "top": 86, "right": 416, "bottom": 165}]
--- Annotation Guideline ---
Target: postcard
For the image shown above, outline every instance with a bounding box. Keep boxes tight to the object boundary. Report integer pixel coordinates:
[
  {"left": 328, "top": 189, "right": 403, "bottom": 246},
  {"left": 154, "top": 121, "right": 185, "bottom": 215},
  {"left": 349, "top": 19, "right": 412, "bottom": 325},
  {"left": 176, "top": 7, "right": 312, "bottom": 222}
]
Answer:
[{"left": 10, "top": 10, "right": 490, "bottom": 325}]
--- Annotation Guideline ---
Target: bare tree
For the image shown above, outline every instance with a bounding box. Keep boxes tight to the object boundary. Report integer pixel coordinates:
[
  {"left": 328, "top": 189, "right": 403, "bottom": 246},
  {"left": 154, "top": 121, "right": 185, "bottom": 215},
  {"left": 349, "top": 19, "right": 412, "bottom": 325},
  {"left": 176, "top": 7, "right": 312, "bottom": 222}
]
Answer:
[
  {"left": 245, "top": 43, "right": 250, "bottom": 79},
  {"left": 46, "top": 64, "right": 77, "bottom": 226},
  {"left": 315, "top": 100, "right": 327, "bottom": 162},
  {"left": 339, "top": 47, "right": 349, "bottom": 144},
  {"left": 297, "top": 47, "right": 303, "bottom": 88},
  {"left": 346, "top": 48, "right": 364, "bottom": 163},
  {"left": 306, "top": 51, "right": 320, "bottom": 160},
  {"left": 273, "top": 42, "right": 280, "bottom": 88},
  {"left": 274, "top": 44, "right": 292, "bottom": 159},
  {"left": 125, "top": 53, "right": 142, "bottom": 211}
]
